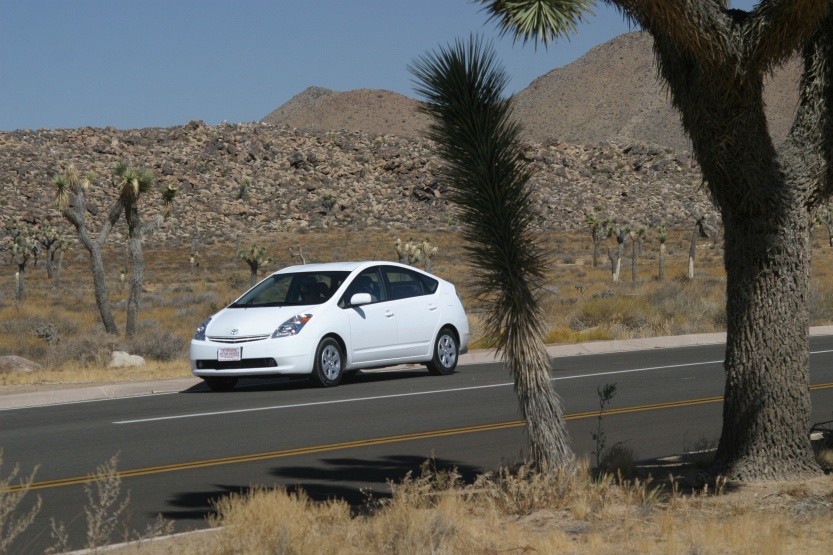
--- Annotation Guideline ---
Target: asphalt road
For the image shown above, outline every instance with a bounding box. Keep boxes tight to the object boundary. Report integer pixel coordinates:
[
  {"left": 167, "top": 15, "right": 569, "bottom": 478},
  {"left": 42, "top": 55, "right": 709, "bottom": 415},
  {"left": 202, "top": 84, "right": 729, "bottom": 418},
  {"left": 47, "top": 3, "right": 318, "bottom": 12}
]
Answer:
[{"left": 3, "top": 338, "right": 833, "bottom": 553}]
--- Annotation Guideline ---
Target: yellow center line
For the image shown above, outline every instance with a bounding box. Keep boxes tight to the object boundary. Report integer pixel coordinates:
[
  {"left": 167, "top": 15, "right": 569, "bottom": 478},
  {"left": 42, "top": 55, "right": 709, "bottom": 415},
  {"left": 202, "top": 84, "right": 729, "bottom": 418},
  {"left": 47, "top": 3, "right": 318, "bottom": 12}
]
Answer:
[{"left": 14, "top": 382, "right": 833, "bottom": 493}]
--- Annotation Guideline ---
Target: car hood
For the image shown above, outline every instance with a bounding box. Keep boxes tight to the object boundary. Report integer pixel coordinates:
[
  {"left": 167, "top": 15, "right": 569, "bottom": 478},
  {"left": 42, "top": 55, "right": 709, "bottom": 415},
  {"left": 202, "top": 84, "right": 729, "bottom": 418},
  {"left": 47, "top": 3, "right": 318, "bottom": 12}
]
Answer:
[{"left": 207, "top": 305, "right": 320, "bottom": 337}]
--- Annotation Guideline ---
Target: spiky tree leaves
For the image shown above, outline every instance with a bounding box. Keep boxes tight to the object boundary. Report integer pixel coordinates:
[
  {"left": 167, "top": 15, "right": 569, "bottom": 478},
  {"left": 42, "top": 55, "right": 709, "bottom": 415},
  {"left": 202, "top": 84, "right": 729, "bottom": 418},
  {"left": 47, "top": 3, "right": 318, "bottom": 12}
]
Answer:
[
  {"left": 482, "top": 0, "right": 833, "bottom": 480},
  {"left": 478, "top": 0, "right": 594, "bottom": 47},
  {"left": 410, "top": 36, "right": 574, "bottom": 471}
]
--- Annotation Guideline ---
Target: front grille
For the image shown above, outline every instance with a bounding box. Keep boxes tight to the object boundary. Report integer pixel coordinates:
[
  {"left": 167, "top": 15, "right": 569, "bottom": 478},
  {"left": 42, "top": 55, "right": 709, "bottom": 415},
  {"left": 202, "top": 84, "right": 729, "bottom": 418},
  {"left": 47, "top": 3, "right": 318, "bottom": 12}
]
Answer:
[
  {"left": 197, "top": 358, "right": 278, "bottom": 370},
  {"left": 208, "top": 334, "right": 271, "bottom": 344}
]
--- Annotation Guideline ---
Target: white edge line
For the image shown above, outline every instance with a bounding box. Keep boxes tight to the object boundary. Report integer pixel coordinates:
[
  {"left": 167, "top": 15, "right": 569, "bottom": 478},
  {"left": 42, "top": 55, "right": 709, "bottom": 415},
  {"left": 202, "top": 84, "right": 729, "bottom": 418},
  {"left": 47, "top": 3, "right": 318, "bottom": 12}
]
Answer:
[{"left": 113, "top": 359, "right": 724, "bottom": 424}]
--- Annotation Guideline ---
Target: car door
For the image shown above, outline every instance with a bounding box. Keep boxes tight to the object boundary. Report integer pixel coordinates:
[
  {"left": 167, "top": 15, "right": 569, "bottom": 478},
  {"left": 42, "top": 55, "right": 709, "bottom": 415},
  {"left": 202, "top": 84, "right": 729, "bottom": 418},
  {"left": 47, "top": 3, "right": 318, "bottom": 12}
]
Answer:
[
  {"left": 343, "top": 266, "right": 400, "bottom": 364},
  {"left": 381, "top": 265, "right": 441, "bottom": 358}
]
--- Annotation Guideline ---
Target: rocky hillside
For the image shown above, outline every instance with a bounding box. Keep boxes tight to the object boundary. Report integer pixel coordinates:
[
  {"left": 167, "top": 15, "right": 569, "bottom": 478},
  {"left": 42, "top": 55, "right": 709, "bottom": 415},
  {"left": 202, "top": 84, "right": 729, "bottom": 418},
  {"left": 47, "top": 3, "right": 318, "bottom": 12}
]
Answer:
[
  {"left": 0, "top": 121, "right": 714, "bottom": 250},
  {"left": 265, "top": 32, "right": 800, "bottom": 151}
]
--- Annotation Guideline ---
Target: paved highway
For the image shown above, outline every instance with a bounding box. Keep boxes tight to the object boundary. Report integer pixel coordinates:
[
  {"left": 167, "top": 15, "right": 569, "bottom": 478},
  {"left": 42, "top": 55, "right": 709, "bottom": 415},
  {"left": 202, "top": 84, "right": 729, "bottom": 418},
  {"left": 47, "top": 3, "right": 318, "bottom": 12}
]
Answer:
[{"left": 3, "top": 338, "right": 833, "bottom": 553}]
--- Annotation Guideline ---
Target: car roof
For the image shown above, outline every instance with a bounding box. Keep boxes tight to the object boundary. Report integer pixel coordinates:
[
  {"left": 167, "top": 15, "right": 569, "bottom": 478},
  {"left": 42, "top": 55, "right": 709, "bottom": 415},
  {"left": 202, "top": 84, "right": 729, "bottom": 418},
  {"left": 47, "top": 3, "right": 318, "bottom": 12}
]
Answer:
[{"left": 273, "top": 261, "right": 421, "bottom": 275}]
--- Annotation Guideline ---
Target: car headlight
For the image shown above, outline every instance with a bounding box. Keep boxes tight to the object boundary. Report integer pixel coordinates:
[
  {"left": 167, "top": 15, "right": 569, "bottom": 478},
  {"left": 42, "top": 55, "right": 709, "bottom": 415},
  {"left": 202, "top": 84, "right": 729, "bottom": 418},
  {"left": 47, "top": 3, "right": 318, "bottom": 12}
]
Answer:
[
  {"left": 193, "top": 317, "right": 212, "bottom": 341},
  {"left": 272, "top": 313, "right": 313, "bottom": 338}
]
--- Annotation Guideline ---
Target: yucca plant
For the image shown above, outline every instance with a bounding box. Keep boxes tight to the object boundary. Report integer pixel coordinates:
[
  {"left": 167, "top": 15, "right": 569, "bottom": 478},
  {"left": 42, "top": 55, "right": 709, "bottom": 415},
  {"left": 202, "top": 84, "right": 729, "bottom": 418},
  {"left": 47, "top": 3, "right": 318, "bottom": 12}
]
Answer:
[{"left": 410, "top": 36, "right": 573, "bottom": 471}]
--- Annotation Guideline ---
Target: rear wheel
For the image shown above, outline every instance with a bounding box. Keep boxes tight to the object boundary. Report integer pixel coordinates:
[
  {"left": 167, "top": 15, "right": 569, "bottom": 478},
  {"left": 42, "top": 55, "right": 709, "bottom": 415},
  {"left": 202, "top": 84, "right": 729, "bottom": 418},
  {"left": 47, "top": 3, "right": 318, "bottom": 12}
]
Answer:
[
  {"left": 310, "top": 337, "right": 344, "bottom": 387},
  {"left": 427, "top": 328, "right": 458, "bottom": 375},
  {"left": 203, "top": 377, "right": 238, "bottom": 392}
]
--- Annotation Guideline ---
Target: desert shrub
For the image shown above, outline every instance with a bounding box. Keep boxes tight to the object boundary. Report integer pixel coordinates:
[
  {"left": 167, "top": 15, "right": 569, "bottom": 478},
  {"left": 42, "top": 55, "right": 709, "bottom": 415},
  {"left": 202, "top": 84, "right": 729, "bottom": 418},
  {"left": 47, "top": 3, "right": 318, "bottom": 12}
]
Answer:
[
  {"left": 127, "top": 326, "right": 186, "bottom": 361},
  {"left": 600, "top": 443, "right": 638, "bottom": 479},
  {"left": 53, "top": 334, "right": 122, "bottom": 368}
]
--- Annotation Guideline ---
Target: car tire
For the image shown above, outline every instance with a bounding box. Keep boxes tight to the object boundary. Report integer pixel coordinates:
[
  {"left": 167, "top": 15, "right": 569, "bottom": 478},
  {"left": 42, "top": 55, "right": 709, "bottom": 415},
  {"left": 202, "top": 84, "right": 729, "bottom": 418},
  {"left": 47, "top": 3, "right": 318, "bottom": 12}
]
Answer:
[
  {"left": 310, "top": 337, "right": 344, "bottom": 387},
  {"left": 427, "top": 328, "right": 458, "bottom": 375},
  {"left": 203, "top": 377, "right": 238, "bottom": 392}
]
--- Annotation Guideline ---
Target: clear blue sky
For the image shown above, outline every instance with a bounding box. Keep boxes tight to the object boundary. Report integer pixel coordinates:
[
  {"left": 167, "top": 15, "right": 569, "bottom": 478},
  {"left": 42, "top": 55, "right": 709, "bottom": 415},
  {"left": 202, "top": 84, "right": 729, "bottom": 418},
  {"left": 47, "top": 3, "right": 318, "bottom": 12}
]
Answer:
[{"left": 1, "top": 0, "right": 756, "bottom": 131}]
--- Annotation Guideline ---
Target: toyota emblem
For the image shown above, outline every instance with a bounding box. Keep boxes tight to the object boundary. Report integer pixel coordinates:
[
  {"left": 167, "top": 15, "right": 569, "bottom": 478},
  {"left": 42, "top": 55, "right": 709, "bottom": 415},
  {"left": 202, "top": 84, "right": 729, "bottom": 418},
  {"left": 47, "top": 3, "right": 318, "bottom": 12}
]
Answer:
[{"left": 230, "top": 329, "right": 239, "bottom": 335}]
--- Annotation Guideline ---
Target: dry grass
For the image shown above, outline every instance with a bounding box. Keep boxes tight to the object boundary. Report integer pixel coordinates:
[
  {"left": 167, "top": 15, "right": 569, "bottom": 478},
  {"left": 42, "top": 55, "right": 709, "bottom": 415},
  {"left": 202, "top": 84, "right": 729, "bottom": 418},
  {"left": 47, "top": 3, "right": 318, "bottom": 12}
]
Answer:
[{"left": 107, "top": 458, "right": 833, "bottom": 555}]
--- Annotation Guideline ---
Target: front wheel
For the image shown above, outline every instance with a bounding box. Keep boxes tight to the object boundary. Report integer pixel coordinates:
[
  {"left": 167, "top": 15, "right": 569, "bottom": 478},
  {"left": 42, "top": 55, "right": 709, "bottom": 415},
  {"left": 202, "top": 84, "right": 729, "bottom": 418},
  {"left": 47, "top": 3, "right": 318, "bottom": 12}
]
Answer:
[
  {"left": 203, "top": 377, "right": 238, "bottom": 392},
  {"left": 427, "top": 328, "right": 458, "bottom": 375},
  {"left": 310, "top": 337, "right": 344, "bottom": 387}
]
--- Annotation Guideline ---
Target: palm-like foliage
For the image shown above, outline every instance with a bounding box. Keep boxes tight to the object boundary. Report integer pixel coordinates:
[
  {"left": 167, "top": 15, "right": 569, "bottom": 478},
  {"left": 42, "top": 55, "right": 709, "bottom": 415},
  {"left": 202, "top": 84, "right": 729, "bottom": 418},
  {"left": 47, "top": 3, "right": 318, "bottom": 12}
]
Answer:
[
  {"left": 476, "top": 0, "right": 595, "bottom": 47},
  {"left": 410, "top": 36, "right": 573, "bottom": 471}
]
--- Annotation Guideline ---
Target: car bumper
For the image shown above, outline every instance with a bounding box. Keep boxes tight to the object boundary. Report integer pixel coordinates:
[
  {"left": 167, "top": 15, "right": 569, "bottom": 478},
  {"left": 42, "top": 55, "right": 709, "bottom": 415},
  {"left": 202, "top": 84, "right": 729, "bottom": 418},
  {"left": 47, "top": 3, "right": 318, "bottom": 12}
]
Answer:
[{"left": 190, "top": 338, "right": 314, "bottom": 377}]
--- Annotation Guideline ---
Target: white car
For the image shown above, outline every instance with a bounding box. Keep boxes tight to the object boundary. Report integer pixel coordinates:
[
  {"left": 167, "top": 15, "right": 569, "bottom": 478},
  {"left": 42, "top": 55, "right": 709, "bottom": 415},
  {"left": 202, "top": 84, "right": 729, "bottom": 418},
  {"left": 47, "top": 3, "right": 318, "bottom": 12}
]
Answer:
[{"left": 190, "top": 261, "right": 470, "bottom": 391}]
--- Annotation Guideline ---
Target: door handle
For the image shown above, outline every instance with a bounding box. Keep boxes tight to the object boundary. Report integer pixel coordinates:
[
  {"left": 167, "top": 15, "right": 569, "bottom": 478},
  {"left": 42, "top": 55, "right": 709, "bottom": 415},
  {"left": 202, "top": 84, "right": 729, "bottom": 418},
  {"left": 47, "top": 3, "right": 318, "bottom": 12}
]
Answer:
[
  {"left": 385, "top": 311, "right": 395, "bottom": 318},
  {"left": 427, "top": 304, "right": 438, "bottom": 311}
]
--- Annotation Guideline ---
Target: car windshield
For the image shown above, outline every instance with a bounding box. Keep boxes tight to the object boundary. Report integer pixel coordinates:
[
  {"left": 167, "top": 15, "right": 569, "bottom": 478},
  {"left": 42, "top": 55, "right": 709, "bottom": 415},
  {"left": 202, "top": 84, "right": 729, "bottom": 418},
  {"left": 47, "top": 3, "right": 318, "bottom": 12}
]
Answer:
[{"left": 230, "top": 271, "right": 350, "bottom": 307}]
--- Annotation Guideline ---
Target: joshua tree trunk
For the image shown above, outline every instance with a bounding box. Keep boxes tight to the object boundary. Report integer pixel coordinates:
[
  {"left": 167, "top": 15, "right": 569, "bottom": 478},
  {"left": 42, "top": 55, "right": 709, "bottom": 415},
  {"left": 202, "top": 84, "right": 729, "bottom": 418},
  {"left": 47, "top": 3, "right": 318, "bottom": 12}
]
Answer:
[
  {"left": 82, "top": 230, "right": 118, "bottom": 335},
  {"left": 53, "top": 248, "right": 64, "bottom": 291},
  {"left": 126, "top": 231, "right": 143, "bottom": 337},
  {"left": 15, "top": 265, "right": 24, "bottom": 301},
  {"left": 658, "top": 243, "right": 666, "bottom": 281},
  {"left": 715, "top": 189, "right": 819, "bottom": 479}
]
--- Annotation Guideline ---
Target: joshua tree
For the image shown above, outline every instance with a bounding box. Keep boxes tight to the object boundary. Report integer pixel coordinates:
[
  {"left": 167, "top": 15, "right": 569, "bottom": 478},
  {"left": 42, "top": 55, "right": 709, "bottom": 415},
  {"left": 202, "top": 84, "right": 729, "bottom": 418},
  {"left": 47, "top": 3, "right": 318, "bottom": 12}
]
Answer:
[
  {"left": 606, "top": 224, "right": 627, "bottom": 284},
  {"left": 584, "top": 212, "right": 609, "bottom": 267},
  {"left": 394, "top": 237, "right": 439, "bottom": 271},
  {"left": 34, "top": 221, "right": 64, "bottom": 280},
  {"left": 2, "top": 218, "right": 39, "bottom": 301},
  {"left": 239, "top": 244, "right": 271, "bottom": 287},
  {"left": 630, "top": 226, "right": 647, "bottom": 282},
  {"left": 657, "top": 224, "right": 668, "bottom": 281},
  {"left": 480, "top": 0, "right": 833, "bottom": 480},
  {"left": 112, "top": 161, "right": 178, "bottom": 337},
  {"left": 53, "top": 165, "right": 123, "bottom": 334},
  {"left": 394, "top": 238, "right": 412, "bottom": 265},
  {"left": 688, "top": 215, "right": 710, "bottom": 280},
  {"left": 411, "top": 36, "right": 574, "bottom": 471}
]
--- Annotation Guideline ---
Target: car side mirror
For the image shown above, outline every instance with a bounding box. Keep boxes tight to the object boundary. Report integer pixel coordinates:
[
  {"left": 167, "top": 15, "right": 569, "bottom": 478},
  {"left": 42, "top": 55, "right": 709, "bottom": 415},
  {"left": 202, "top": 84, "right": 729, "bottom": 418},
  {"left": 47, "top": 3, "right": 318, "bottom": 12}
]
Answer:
[{"left": 350, "top": 292, "right": 372, "bottom": 306}]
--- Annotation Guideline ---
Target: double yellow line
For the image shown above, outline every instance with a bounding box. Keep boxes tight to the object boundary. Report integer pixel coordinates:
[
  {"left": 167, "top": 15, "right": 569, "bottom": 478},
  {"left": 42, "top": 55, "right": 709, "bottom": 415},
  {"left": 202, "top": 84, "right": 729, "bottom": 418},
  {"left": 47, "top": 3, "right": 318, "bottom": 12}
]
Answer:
[{"left": 13, "top": 382, "right": 833, "bottom": 493}]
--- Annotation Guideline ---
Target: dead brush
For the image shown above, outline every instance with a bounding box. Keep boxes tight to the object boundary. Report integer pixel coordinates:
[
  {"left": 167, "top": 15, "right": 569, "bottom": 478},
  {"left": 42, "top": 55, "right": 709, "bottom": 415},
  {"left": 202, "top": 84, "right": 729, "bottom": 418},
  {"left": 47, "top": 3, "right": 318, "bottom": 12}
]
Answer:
[
  {"left": 207, "top": 486, "right": 351, "bottom": 555},
  {"left": 0, "top": 450, "right": 41, "bottom": 555},
  {"left": 46, "top": 454, "right": 172, "bottom": 554}
]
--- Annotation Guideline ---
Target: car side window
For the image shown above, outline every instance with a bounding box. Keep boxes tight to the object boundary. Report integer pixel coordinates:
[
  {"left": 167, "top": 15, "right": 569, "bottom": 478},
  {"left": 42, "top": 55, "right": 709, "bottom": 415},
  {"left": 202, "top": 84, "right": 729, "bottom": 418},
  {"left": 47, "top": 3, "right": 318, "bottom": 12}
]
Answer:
[
  {"left": 343, "top": 267, "right": 385, "bottom": 304},
  {"left": 383, "top": 266, "right": 436, "bottom": 300}
]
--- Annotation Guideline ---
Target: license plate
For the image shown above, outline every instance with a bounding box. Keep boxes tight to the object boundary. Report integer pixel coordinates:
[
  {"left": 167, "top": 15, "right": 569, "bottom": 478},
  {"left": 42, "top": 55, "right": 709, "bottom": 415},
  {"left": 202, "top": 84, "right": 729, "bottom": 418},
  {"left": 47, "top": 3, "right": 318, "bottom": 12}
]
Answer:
[{"left": 217, "top": 347, "right": 241, "bottom": 361}]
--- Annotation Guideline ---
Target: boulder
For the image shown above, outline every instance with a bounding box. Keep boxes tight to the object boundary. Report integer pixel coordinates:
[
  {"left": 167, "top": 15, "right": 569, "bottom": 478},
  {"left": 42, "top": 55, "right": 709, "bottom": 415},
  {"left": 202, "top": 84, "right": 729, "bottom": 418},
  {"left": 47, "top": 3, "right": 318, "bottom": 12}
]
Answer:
[{"left": 108, "top": 351, "right": 145, "bottom": 368}]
